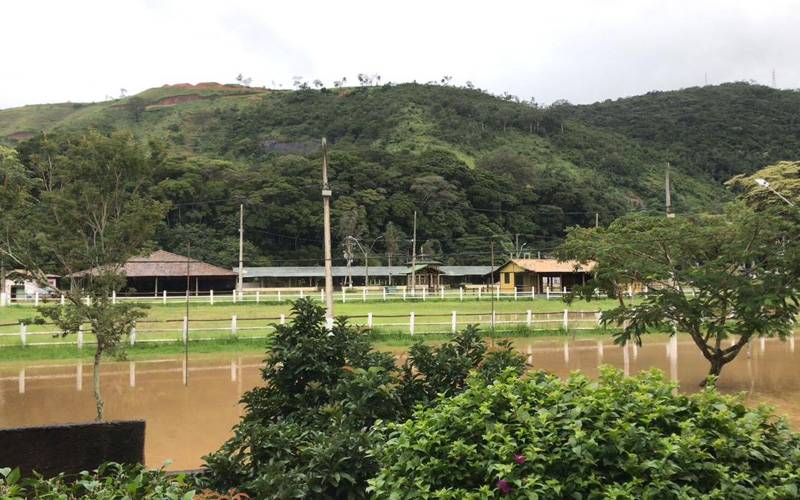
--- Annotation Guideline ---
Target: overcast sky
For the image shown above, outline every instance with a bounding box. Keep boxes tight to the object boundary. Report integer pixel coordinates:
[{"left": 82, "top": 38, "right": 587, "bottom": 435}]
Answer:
[{"left": 2, "top": 0, "right": 798, "bottom": 110}]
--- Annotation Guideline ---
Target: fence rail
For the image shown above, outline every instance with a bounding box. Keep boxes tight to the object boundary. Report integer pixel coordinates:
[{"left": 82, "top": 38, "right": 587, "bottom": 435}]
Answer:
[
  {"left": 0, "top": 309, "right": 605, "bottom": 349},
  {"left": 0, "top": 286, "right": 629, "bottom": 307}
]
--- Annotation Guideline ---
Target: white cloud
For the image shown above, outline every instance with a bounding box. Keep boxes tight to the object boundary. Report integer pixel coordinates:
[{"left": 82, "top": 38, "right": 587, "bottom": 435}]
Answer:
[{"left": 1, "top": 0, "right": 798, "bottom": 109}]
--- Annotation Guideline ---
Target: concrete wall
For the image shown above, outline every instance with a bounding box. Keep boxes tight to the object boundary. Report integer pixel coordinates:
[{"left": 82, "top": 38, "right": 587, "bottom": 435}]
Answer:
[{"left": 0, "top": 420, "right": 145, "bottom": 477}]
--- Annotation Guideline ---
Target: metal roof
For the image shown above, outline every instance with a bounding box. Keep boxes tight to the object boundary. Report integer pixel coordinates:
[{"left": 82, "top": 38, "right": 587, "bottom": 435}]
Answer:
[{"left": 241, "top": 265, "right": 493, "bottom": 278}]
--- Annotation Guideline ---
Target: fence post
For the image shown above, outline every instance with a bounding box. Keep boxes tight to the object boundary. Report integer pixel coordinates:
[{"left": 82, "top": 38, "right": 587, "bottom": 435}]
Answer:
[
  {"left": 256, "top": 291, "right": 260, "bottom": 304},
  {"left": 77, "top": 325, "right": 84, "bottom": 349},
  {"left": 363, "top": 288, "right": 367, "bottom": 302},
  {"left": 342, "top": 289, "right": 346, "bottom": 303},
  {"left": 496, "top": 285, "right": 500, "bottom": 300},
  {"left": 0, "top": 291, "right": 6, "bottom": 307},
  {"left": 182, "top": 315, "right": 188, "bottom": 344},
  {"left": 60, "top": 294, "right": 65, "bottom": 306},
  {"left": 162, "top": 290, "right": 167, "bottom": 305},
  {"left": 232, "top": 290, "right": 237, "bottom": 304},
  {"left": 280, "top": 314, "right": 286, "bottom": 325},
  {"left": 478, "top": 287, "right": 482, "bottom": 301},
  {"left": 367, "top": 312, "right": 373, "bottom": 330},
  {"left": 451, "top": 311, "right": 457, "bottom": 334},
  {"left": 34, "top": 292, "right": 39, "bottom": 307},
  {"left": 440, "top": 288, "right": 445, "bottom": 300},
  {"left": 422, "top": 288, "right": 427, "bottom": 301},
  {"left": 299, "top": 289, "right": 304, "bottom": 299},
  {"left": 20, "top": 323, "right": 26, "bottom": 346},
  {"left": 459, "top": 288, "right": 464, "bottom": 301},
  {"left": 531, "top": 287, "right": 535, "bottom": 300},
  {"left": 231, "top": 315, "right": 238, "bottom": 337},
  {"left": 210, "top": 289, "right": 214, "bottom": 305},
  {"left": 320, "top": 290, "right": 324, "bottom": 302},
  {"left": 514, "top": 288, "right": 518, "bottom": 301},
  {"left": 278, "top": 290, "right": 282, "bottom": 302},
  {"left": 526, "top": 310, "right": 532, "bottom": 328},
  {"left": 409, "top": 312, "right": 415, "bottom": 335},
  {"left": 492, "top": 310, "right": 496, "bottom": 330},
  {"left": 112, "top": 290, "right": 117, "bottom": 304},
  {"left": 383, "top": 287, "right": 387, "bottom": 301},
  {"left": 130, "top": 322, "right": 137, "bottom": 346},
  {"left": 596, "top": 311, "right": 602, "bottom": 326},
  {"left": 563, "top": 309, "right": 569, "bottom": 331},
  {"left": 546, "top": 287, "right": 550, "bottom": 300},
  {"left": 402, "top": 288, "right": 406, "bottom": 301}
]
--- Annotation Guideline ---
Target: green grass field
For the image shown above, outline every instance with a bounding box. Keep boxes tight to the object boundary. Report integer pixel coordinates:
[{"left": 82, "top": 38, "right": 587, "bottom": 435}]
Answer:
[{"left": 0, "top": 297, "right": 624, "bottom": 361}]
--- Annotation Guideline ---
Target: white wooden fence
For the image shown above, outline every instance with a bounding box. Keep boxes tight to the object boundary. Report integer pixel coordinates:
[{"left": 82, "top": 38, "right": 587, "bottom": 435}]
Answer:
[
  {"left": 0, "top": 309, "right": 605, "bottom": 348},
  {"left": 0, "top": 286, "right": 619, "bottom": 307}
]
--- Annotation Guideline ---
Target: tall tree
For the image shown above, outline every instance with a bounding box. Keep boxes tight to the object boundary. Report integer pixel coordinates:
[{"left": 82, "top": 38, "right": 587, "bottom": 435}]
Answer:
[
  {"left": 558, "top": 206, "right": 800, "bottom": 384},
  {"left": 2, "top": 131, "right": 168, "bottom": 420}
]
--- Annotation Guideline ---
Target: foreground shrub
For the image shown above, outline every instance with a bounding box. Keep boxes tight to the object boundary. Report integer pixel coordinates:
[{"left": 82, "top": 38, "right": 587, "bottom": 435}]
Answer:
[
  {"left": 201, "top": 298, "right": 525, "bottom": 498},
  {"left": 0, "top": 462, "right": 195, "bottom": 499},
  {"left": 369, "top": 368, "right": 800, "bottom": 498}
]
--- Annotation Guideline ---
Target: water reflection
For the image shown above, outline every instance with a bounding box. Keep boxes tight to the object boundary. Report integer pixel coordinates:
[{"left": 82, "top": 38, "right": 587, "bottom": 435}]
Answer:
[{"left": 1, "top": 334, "right": 798, "bottom": 470}]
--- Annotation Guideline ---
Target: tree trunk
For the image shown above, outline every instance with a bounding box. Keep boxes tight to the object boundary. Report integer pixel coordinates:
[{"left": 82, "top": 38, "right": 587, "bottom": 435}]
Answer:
[
  {"left": 702, "top": 356, "right": 725, "bottom": 387},
  {"left": 93, "top": 346, "right": 104, "bottom": 421}
]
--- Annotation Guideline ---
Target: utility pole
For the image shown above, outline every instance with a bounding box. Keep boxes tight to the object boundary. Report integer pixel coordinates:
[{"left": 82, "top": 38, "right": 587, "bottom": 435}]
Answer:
[
  {"left": 514, "top": 233, "right": 520, "bottom": 258},
  {"left": 184, "top": 242, "right": 191, "bottom": 386},
  {"left": 490, "top": 241, "right": 496, "bottom": 347},
  {"left": 665, "top": 163, "right": 675, "bottom": 218},
  {"left": 410, "top": 211, "right": 417, "bottom": 296},
  {"left": 321, "top": 138, "right": 334, "bottom": 324},
  {"left": 237, "top": 203, "right": 244, "bottom": 292}
]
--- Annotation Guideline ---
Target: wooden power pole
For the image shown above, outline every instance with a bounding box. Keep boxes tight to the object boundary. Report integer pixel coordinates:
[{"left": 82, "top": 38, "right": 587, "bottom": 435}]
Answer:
[
  {"left": 410, "top": 211, "right": 417, "bottom": 296},
  {"left": 237, "top": 203, "right": 244, "bottom": 292},
  {"left": 322, "top": 138, "right": 334, "bottom": 324}
]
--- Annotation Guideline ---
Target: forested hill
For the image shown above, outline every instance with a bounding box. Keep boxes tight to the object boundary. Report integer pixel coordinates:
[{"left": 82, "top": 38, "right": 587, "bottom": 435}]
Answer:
[
  {"left": 1, "top": 82, "right": 798, "bottom": 267},
  {"left": 562, "top": 83, "right": 800, "bottom": 181}
]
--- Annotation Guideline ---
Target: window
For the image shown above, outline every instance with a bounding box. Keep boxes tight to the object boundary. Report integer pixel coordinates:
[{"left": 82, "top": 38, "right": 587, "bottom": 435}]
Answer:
[{"left": 503, "top": 272, "right": 511, "bottom": 284}]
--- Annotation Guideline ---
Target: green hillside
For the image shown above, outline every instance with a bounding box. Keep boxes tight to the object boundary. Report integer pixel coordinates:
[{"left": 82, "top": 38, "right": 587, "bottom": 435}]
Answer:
[
  {"left": 563, "top": 82, "right": 800, "bottom": 181},
  {"left": 1, "top": 81, "right": 792, "bottom": 267}
]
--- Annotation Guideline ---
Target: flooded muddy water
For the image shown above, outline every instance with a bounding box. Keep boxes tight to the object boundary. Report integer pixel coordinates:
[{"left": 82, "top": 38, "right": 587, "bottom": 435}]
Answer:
[{"left": 1, "top": 335, "right": 798, "bottom": 470}]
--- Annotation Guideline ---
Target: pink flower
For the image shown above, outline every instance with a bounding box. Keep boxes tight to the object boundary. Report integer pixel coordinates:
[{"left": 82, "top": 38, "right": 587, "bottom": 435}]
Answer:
[
  {"left": 513, "top": 454, "right": 527, "bottom": 465},
  {"left": 497, "top": 479, "right": 513, "bottom": 494}
]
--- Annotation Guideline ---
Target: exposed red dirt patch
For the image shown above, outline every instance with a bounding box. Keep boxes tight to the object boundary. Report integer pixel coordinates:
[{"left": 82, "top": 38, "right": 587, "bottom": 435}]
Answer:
[
  {"left": 153, "top": 94, "right": 205, "bottom": 106},
  {"left": 161, "top": 82, "right": 247, "bottom": 91}
]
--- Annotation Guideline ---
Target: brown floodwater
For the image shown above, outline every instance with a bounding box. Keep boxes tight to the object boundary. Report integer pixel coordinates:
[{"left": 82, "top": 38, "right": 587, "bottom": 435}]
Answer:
[{"left": 0, "top": 335, "right": 798, "bottom": 470}]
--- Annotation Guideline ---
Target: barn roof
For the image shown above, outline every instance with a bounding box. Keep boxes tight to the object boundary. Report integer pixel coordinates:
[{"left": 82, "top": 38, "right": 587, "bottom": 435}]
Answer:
[
  {"left": 241, "top": 265, "right": 493, "bottom": 278},
  {"left": 73, "top": 250, "right": 237, "bottom": 278}
]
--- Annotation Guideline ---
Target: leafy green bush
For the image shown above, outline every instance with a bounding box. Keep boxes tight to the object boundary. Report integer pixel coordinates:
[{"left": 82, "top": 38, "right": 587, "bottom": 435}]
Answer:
[
  {"left": 0, "top": 462, "right": 195, "bottom": 499},
  {"left": 201, "top": 298, "right": 525, "bottom": 498},
  {"left": 369, "top": 368, "right": 800, "bottom": 498}
]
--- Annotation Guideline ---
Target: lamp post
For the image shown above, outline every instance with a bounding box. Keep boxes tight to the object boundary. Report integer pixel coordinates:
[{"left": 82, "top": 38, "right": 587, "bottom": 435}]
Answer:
[
  {"left": 755, "top": 178, "right": 795, "bottom": 207},
  {"left": 347, "top": 235, "right": 383, "bottom": 287}
]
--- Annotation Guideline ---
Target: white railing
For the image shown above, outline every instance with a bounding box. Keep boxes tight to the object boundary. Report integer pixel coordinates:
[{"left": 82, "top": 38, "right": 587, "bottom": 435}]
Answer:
[
  {"left": 0, "top": 286, "right": 611, "bottom": 307},
  {"left": 0, "top": 309, "right": 606, "bottom": 348}
]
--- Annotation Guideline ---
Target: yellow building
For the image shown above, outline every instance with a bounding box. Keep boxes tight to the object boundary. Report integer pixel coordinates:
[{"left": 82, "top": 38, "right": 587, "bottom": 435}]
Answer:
[{"left": 492, "top": 259, "right": 594, "bottom": 293}]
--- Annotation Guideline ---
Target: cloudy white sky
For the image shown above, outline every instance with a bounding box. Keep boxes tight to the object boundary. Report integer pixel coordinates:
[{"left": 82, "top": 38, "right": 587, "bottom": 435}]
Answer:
[{"left": 1, "top": 0, "right": 798, "bottom": 110}]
